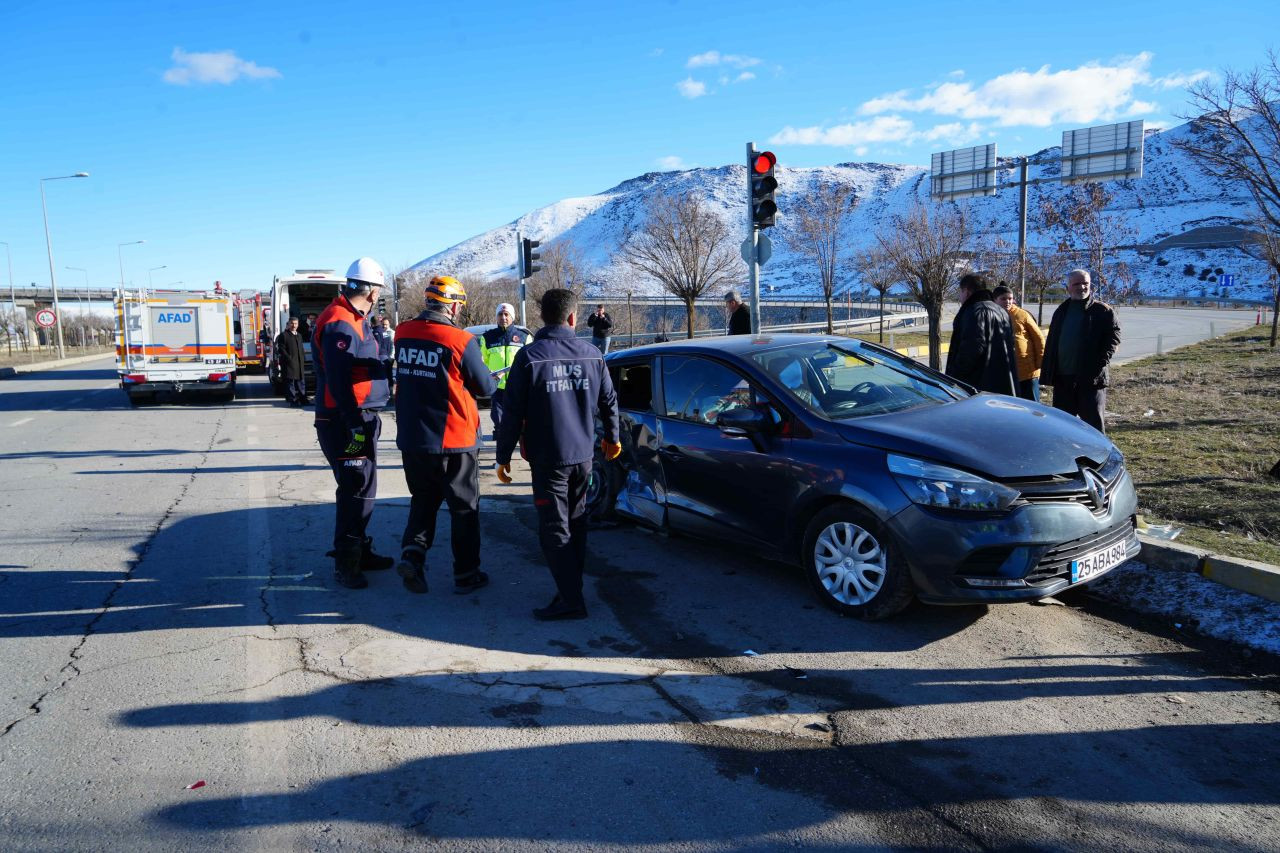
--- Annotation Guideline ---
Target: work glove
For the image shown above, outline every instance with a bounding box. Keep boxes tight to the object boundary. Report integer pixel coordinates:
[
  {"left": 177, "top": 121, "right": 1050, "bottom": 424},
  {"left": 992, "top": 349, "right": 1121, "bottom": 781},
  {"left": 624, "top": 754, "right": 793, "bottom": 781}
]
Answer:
[
  {"left": 342, "top": 425, "right": 367, "bottom": 456},
  {"left": 496, "top": 463, "right": 512, "bottom": 484},
  {"left": 601, "top": 439, "right": 622, "bottom": 461}
]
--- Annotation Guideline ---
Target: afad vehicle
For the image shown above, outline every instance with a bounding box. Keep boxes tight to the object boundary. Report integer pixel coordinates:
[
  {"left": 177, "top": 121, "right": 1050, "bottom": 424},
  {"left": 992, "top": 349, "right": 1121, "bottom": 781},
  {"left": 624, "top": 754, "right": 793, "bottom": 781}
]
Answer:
[
  {"left": 232, "top": 289, "right": 268, "bottom": 372},
  {"left": 115, "top": 284, "right": 237, "bottom": 405},
  {"left": 268, "top": 269, "right": 345, "bottom": 395}
]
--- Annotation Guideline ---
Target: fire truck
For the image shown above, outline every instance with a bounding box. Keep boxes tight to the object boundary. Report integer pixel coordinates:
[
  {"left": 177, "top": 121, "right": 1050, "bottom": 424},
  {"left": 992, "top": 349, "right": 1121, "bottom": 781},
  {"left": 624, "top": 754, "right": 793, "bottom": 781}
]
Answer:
[
  {"left": 233, "top": 289, "right": 268, "bottom": 372},
  {"left": 115, "top": 285, "right": 237, "bottom": 405}
]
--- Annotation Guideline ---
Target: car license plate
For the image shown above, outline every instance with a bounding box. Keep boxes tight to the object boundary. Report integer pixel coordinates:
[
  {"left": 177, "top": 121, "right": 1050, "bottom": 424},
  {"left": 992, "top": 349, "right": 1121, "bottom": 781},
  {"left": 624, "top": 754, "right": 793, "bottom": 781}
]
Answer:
[{"left": 1071, "top": 540, "right": 1129, "bottom": 584}]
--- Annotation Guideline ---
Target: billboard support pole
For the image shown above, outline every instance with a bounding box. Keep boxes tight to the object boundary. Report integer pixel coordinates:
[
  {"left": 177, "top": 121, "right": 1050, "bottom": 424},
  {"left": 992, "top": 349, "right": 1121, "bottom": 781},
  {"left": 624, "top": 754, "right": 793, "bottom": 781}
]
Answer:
[{"left": 1017, "top": 157, "right": 1029, "bottom": 306}]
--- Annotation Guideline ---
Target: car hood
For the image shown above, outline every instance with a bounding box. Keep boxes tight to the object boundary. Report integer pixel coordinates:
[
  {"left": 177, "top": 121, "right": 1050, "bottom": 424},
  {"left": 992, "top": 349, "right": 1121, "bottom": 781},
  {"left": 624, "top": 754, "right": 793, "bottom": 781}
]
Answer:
[{"left": 833, "top": 394, "right": 1115, "bottom": 479}]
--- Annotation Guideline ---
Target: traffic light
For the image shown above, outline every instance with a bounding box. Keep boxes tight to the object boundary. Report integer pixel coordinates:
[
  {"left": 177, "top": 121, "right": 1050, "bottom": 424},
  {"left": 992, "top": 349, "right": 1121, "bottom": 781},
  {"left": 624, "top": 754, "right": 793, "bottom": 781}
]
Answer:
[
  {"left": 750, "top": 150, "right": 778, "bottom": 228},
  {"left": 376, "top": 295, "right": 387, "bottom": 315},
  {"left": 520, "top": 237, "right": 542, "bottom": 280}
]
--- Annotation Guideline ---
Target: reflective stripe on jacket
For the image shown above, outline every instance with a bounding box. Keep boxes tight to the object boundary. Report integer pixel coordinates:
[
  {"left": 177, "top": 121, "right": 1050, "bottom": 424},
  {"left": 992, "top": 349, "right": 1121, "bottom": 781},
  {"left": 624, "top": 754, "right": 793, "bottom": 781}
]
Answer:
[
  {"left": 313, "top": 294, "right": 390, "bottom": 424},
  {"left": 394, "top": 309, "right": 497, "bottom": 453},
  {"left": 480, "top": 324, "right": 531, "bottom": 390}
]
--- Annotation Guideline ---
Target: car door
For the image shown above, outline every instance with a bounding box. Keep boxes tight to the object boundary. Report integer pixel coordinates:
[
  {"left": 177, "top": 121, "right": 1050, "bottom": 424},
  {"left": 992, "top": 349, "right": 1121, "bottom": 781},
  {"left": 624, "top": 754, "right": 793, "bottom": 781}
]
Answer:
[
  {"left": 656, "top": 355, "right": 792, "bottom": 550},
  {"left": 608, "top": 358, "right": 666, "bottom": 528}
]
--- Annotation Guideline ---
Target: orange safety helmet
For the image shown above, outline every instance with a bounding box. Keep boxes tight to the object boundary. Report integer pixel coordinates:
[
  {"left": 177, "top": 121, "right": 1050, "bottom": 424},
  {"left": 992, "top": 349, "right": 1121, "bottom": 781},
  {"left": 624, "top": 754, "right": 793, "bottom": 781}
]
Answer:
[{"left": 425, "top": 275, "right": 467, "bottom": 305}]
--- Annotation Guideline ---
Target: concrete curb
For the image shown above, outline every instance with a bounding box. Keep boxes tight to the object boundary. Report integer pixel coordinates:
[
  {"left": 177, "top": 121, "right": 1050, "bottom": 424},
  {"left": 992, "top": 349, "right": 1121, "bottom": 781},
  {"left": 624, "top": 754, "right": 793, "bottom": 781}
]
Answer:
[
  {"left": 0, "top": 352, "right": 115, "bottom": 378},
  {"left": 1137, "top": 534, "right": 1280, "bottom": 603}
]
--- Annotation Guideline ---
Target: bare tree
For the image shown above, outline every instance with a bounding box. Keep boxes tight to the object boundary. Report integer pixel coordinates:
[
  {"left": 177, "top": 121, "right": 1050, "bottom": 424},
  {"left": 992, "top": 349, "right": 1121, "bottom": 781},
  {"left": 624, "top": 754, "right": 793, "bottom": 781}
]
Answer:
[
  {"left": 789, "top": 180, "right": 857, "bottom": 333},
  {"left": 852, "top": 245, "right": 898, "bottom": 342},
  {"left": 1173, "top": 54, "right": 1280, "bottom": 346},
  {"left": 1248, "top": 216, "right": 1280, "bottom": 347},
  {"left": 876, "top": 201, "right": 970, "bottom": 370},
  {"left": 621, "top": 193, "right": 743, "bottom": 338},
  {"left": 1025, "top": 246, "right": 1070, "bottom": 325},
  {"left": 1036, "top": 184, "right": 1136, "bottom": 303},
  {"left": 525, "top": 239, "right": 589, "bottom": 332}
]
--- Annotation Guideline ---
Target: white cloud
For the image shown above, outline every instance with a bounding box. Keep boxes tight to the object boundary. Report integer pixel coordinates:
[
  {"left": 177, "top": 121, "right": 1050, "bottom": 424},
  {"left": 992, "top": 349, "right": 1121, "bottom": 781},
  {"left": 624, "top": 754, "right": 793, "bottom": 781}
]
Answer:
[
  {"left": 163, "top": 48, "right": 281, "bottom": 85},
  {"left": 1153, "top": 70, "right": 1211, "bottom": 89},
  {"left": 686, "top": 51, "right": 761, "bottom": 69},
  {"left": 676, "top": 77, "right": 707, "bottom": 99},
  {"left": 735, "top": 71, "right": 756, "bottom": 83},
  {"left": 657, "top": 156, "right": 688, "bottom": 170},
  {"left": 770, "top": 116, "right": 984, "bottom": 148},
  {"left": 857, "top": 53, "right": 1190, "bottom": 127}
]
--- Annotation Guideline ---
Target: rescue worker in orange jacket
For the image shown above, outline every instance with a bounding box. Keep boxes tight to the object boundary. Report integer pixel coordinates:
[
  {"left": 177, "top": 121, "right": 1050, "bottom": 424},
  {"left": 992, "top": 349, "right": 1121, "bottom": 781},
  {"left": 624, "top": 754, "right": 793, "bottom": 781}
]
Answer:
[
  {"left": 393, "top": 276, "right": 498, "bottom": 595},
  {"left": 313, "top": 257, "right": 394, "bottom": 589}
]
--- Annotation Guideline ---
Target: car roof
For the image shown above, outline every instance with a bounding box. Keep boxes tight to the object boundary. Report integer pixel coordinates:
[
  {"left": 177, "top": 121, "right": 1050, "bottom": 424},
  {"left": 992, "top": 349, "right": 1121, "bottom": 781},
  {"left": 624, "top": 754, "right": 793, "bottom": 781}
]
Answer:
[{"left": 613, "top": 333, "right": 869, "bottom": 360}]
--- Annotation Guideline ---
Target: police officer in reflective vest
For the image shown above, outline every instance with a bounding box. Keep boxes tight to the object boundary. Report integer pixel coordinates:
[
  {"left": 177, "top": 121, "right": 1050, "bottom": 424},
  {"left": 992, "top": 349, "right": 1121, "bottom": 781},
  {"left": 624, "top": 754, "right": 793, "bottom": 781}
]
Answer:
[
  {"left": 313, "top": 257, "right": 394, "bottom": 589},
  {"left": 495, "top": 288, "right": 620, "bottom": 621},
  {"left": 393, "top": 276, "right": 497, "bottom": 595},
  {"left": 479, "top": 302, "right": 531, "bottom": 435}
]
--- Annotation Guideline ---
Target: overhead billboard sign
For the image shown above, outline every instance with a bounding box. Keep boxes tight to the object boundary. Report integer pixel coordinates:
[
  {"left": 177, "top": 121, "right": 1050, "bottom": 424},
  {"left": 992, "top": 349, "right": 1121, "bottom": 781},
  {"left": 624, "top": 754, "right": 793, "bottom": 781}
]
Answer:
[
  {"left": 930, "top": 143, "right": 998, "bottom": 200},
  {"left": 1061, "top": 120, "right": 1144, "bottom": 184}
]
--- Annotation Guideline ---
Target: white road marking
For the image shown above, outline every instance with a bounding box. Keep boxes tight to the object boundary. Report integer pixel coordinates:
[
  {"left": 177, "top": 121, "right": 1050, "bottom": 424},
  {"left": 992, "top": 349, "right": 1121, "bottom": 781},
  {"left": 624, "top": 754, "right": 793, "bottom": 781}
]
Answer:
[
  {"left": 9, "top": 418, "right": 33, "bottom": 427},
  {"left": 246, "top": 424, "right": 258, "bottom": 432},
  {"left": 247, "top": 436, "right": 259, "bottom": 445}
]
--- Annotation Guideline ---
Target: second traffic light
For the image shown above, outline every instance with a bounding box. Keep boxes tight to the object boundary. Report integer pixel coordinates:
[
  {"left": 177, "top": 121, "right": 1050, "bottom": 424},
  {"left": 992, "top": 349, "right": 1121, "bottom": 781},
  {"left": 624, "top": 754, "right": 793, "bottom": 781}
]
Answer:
[
  {"left": 750, "top": 150, "right": 778, "bottom": 228},
  {"left": 520, "top": 237, "right": 542, "bottom": 280}
]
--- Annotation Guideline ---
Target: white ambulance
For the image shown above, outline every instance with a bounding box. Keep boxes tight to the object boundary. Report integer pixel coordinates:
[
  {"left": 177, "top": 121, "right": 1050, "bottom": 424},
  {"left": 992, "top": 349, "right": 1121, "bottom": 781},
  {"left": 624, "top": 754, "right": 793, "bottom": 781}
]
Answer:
[
  {"left": 268, "top": 269, "right": 345, "bottom": 395},
  {"left": 115, "top": 286, "right": 237, "bottom": 405}
]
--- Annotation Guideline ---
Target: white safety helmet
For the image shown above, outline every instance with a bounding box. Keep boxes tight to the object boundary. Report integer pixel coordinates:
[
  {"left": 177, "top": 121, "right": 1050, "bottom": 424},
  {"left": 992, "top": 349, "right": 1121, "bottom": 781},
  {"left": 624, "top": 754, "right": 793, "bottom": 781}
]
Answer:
[{"left": 345, "top": 257, "right": 385, "bottom": 291}]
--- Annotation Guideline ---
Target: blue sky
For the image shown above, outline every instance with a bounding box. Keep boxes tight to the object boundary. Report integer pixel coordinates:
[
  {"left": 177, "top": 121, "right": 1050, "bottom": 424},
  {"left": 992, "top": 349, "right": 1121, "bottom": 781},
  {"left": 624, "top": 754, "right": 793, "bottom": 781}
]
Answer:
[{"left": 0, "top": 0, "right": 1273, "bottom": 296}]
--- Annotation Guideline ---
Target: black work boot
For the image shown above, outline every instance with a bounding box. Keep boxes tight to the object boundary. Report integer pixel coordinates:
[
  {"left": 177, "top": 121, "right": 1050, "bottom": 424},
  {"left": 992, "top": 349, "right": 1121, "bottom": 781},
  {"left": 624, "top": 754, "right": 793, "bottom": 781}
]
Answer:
[
  {"left": 397, "top": 548, "right": 428, "bottom": 595},
  {"left": 360, "top": 536, "right": 395, "bottom": 572},
  {"left": 453, "top": 570, "right": 489, "bottom": 595},
  {"left": 333, "top": 540, "right": 367, "bottom": 590}
]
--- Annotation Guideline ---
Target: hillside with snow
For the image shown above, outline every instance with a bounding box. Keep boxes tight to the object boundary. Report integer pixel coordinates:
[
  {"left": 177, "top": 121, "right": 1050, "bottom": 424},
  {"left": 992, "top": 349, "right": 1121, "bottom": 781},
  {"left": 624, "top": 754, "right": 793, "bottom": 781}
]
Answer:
[{"left": 411, "top": 119, "right": 1275, "bottom": 301}]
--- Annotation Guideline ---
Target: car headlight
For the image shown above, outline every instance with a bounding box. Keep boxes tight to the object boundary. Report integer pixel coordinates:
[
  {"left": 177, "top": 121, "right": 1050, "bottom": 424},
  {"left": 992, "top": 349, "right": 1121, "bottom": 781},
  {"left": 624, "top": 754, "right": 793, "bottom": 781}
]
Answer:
[{"left": 887, "top": 454, "right": 1019, "bottom": 512}]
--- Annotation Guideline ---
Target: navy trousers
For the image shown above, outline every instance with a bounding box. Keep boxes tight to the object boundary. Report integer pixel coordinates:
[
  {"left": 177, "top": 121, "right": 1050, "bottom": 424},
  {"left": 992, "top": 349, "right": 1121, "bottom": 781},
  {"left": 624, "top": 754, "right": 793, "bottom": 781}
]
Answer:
[
  {"left": 489, "top": 388, "right": 506, "bottom": 437},
  {"left": 316, "top": 411, "right": 381, "bottom": 549},
  {"left": 401, "top": 450, "right": 482, "bottom": 580},
  {"left": 530, "top": 461, "right": 591, "bottom": 608},
  {"left": 1051, "top": 376, "right": 1107, "bottom": 434}
]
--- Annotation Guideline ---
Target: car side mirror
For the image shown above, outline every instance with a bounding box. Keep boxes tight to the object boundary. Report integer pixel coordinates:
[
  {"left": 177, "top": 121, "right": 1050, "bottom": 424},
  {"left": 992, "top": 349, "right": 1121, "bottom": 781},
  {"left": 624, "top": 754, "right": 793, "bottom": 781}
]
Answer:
[{"left": 717, "top": 407, "right": 769, "bottom": 436}]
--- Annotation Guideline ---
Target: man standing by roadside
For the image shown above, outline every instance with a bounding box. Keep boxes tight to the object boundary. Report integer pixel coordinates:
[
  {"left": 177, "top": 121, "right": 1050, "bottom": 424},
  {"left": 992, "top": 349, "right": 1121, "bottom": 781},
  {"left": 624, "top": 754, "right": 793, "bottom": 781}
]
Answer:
[
  {"left": 1041, "top": 269, "right": 1121, "bottom": 433},
  {"left": 313, "top": 257, "right": 394, "bottom": 590},
  {"left": 993, "top": 284, "right": 1047, "bottom": 401},
  {"left": 393, "top": 276, "right": 497, "bottom": 596},
  {"left": 274, "top": 316, "right": 308, "bottom": 406},
  {"left": 495, "top": 289, "right": 620, "bottom": 621},
  {"left": 946, "top": 273, "right": 1017, "bottom": 395},
  {"left": 373, "top": 315, "right": 395, "bottom": 395},
  {"left": 725, "top": 290, "right": 751, "bottom": 335},
  {"left": 587, "top": 304, "right": 613, "bottom": 354},
  {"left": 480, "top": 303, "right": 530, "bottom": 436}
]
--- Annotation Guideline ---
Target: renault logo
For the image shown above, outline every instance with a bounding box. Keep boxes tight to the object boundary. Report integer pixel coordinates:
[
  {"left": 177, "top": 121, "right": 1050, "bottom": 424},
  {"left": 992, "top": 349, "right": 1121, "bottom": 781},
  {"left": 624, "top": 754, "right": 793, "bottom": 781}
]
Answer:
[{"left": 1082, "top": 468, "right": 1108, "bottom": 511}]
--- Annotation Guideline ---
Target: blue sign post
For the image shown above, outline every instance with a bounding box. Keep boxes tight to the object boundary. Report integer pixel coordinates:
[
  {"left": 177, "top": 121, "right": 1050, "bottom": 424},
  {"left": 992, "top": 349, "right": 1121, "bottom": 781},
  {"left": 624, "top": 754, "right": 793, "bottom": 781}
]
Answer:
[{"left": 1218, "top": 274, "right": 1236, "bottom": 289}]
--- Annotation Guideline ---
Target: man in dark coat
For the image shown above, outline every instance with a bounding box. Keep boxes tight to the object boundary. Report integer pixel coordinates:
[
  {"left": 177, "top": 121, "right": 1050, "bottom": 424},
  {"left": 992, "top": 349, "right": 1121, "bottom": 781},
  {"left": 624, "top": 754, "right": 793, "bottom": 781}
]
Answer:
[
  {"left": 725, "top": 289, "right": 751, "bottom": 335},
  {"left": 586, "top": 304, "right": 613, "bottom": 354},
  {"left": 945, "top": 273, "right": 1018, "bottom": 395},
  {"left": 1040, "top": 268, "right": 1121, "bottom": 433},
  {"left": 275, "top": 317, "right": 308, "bottom": 406}
]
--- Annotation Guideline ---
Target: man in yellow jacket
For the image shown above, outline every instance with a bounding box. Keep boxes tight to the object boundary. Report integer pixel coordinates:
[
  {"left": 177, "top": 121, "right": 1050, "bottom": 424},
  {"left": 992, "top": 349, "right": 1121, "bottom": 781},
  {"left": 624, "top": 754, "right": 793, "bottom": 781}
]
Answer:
[
  {"left": 993, "top": 284, "right": 1047, "bottom": 401},
  {"left": 479, "top": 302, "right": 532, "bottom": 436}
]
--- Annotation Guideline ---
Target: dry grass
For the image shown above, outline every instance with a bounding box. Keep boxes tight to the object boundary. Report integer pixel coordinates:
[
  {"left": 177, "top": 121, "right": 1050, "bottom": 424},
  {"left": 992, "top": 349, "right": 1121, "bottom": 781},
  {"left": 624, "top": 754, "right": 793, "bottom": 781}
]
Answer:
[
  {"left": 0, "top": 345, "right": 114, "bottom": 370},
  {"left": 1102, "top": 327, "right": 1280, "bottom": 564}
]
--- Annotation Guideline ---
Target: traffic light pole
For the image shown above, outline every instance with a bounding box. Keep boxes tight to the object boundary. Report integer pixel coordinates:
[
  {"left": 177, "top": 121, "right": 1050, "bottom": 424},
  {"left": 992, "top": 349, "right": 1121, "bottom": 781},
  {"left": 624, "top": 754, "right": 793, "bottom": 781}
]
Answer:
[{"left": 746, "top": 142, "right": 762, "bottom": 334}]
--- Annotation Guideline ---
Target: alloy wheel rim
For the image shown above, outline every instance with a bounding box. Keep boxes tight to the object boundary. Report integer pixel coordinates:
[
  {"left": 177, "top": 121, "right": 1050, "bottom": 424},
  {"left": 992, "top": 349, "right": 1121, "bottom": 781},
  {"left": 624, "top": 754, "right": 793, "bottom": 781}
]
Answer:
[{"left": 814, "top": 521, "right": 887, "bottom": 605}]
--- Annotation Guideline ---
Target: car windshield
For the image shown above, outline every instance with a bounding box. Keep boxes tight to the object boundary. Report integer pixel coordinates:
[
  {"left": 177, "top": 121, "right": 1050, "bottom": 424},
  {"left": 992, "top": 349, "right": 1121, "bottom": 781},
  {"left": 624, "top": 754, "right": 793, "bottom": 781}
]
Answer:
[{"left": 750, "top": 342, "right": 966, "bottom": 419}]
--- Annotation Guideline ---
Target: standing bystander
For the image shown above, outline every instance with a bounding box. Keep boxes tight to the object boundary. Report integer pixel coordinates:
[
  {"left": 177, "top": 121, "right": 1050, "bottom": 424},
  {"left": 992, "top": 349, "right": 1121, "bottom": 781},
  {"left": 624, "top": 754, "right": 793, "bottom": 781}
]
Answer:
[
  {"left": 587, "top": 304, "right": 614, "bottom": 354},
  {"left": 1041, "top": 269, "right": 1121, "bottom": 433},
  {"left": 274, "top": 316, "right": 308, "bottom": 406},
  {"left": 945, "top": 273, "right": 1017, "bottom": 395},
  {"left": 993, "top": 284, "right": 1047, "bottom": 401}
]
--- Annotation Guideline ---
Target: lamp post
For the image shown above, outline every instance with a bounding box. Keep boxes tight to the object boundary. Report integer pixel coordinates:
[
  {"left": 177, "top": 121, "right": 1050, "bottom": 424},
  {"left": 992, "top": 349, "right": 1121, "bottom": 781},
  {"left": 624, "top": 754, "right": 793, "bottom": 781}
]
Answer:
[
  {"left": 40, "top": 172, "right": 90, "bottom": 359},
  {"left": 148, "top": 265, "right": 167, "bottom": 289},
  {"left": 117, "top": 240, "right": 145, "bottom": 291}
]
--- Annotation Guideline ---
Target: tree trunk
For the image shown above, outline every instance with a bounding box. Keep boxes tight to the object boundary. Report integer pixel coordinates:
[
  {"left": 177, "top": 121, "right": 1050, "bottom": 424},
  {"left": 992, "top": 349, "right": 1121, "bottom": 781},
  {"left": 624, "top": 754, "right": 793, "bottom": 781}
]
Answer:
[
  {"left": 1271, "top": 265, "right": 1279, "bottom": 348},
  {"left": 825, "top": 290, "right": 834, "bottom": 335},
  {"left": 878, "top": 291, "right": 885, "bottom": 343},
  {"left": 684, "top": 298, "right": 696, "bottom": 339},
  {"left": 926, "top": 301, "right": 943, "bottom": 371}
]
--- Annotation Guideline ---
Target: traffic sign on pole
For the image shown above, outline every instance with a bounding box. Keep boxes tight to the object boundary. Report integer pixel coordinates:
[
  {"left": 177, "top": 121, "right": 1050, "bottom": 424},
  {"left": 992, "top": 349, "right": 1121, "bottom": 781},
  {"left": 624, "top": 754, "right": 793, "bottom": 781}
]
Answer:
[{"left": 35, "top": 308, "right": 56, "bottom": 328}]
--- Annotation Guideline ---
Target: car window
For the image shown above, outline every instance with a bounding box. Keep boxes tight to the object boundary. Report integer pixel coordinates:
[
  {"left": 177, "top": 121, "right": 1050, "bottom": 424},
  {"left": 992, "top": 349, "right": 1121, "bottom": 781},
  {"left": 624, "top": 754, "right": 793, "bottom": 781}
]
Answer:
[
  {"left": 751, "top": 342, "right": 961, "bottom": 418},
  {"left": 609, "top": 362, "right": 654, "bottom": 412},
  {"left": 661, "top": 356, "right": 757, "bottom": 425}
]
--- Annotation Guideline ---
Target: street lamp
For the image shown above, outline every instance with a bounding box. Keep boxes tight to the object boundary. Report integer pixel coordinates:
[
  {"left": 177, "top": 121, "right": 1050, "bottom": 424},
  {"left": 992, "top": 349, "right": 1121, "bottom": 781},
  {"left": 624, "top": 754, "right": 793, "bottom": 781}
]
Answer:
[
  {"left": 148, "top": 265, "right": 167, "bottom": 289},
  {"left": 118, "top": 240, "right": 145, "bottom": 291},
  {"left": 40, "top": 171, "right": 90, "bottom": 359}
]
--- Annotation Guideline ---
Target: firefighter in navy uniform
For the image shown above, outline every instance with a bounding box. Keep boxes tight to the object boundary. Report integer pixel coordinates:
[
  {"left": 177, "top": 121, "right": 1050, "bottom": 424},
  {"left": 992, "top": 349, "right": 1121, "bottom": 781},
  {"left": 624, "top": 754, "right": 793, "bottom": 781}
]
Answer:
[
  {"left": 313, "top": 257, "right": 394, "bottom": 589},
  {"left": 479, "top": 302, "right": 530, "bottom": 436},
  {"left": 392, "top": 276, "right": 497, "bottom": 595},
  {"left": 495, "top": 288, "right": 620, "bottom": 621}
]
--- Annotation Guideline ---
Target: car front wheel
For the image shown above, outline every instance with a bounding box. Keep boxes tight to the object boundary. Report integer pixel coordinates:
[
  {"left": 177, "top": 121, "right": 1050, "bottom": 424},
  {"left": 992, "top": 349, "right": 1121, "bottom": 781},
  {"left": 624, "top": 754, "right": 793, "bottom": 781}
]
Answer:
[{"left": 802, "top": 505, "right": 913, "bottom": 620}]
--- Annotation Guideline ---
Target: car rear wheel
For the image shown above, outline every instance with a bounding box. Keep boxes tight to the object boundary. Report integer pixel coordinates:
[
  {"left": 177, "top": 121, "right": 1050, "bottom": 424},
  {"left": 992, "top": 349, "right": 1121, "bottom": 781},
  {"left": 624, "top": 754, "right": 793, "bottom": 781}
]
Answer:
[
  {"left": 802, "top": 505, "right": 913, "bottom": 620},
  {"left": 585, "top": 445, "right": 622, "bottom": 521}
]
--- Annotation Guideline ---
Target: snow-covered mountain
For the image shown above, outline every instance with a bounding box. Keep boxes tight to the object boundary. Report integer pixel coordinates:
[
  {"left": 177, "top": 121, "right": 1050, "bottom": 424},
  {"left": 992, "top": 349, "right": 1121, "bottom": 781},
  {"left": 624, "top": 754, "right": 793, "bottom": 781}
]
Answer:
[{"left": 411, "top": 119, "right": 1274, "bottom": 300}]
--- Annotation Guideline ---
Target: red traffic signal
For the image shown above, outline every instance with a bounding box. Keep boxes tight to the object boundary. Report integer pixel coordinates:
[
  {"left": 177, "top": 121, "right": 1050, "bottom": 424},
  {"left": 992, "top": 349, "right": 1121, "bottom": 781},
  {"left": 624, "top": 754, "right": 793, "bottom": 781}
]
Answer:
[{"left": 753, "top": 151, "right": 777, "bottom": 174}]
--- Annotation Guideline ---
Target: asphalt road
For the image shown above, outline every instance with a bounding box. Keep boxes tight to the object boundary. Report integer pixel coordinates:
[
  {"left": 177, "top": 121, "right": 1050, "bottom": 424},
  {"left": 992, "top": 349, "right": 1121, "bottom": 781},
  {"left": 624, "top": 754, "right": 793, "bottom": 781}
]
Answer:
[{"left": 1, "top": 358, "right": 1277, "bottom": 851}]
